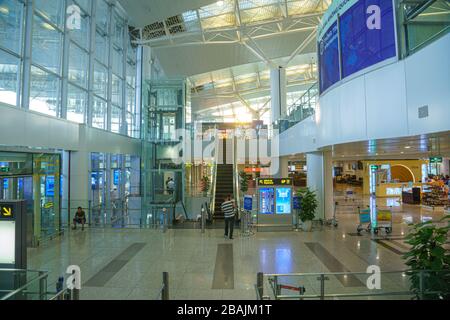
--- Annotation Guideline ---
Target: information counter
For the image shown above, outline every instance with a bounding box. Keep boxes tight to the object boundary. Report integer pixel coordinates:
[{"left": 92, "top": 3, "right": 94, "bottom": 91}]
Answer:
[{"left": 376, "top": 183, "right": 422, "bottom": 198}]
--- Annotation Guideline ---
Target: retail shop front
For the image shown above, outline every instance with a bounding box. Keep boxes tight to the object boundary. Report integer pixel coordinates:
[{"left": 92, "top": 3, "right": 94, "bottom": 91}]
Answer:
[{"left": 0, "top": 151, "right": 61, "bottom": 247}]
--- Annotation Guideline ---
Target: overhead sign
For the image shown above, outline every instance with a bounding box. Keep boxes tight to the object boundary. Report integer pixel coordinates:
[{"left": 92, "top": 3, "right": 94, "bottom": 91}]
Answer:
[
  {"left": 429, "top": 157, "right": 443, "bottom": 163},
  {"left": 257, "top": 178, "right": 292, "bottom": 186},
  {"left": 0, "top": 167, "right": 10, "bottom": 173},
  {"left": 0, "top": 204, "right": 14, "bottom": 219}
]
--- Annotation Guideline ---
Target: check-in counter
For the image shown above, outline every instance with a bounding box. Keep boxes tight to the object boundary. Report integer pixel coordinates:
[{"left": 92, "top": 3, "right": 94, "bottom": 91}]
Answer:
[{"left": 376, "top": 183, "right": 423, "bottom": 197}]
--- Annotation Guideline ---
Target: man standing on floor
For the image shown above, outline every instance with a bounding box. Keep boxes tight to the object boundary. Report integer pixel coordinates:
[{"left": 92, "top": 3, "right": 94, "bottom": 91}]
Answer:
[{"left": 222, "top": 195, "right": 236, "bottom": 239}]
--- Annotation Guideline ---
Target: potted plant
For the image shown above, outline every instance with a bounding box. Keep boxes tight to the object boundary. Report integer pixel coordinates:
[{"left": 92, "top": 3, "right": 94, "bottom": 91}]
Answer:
[
  {"left": 297, "top": 188, "right": 318, "bottom": 232},
  {"left": 239, "top": 171, "right": 249, "bottom": 194},
  {"left": 200, "top": 176, "right": 210, "bottom": 196},
  {"left": 402, "top": 215, "right": 450, "bottom": 300}
]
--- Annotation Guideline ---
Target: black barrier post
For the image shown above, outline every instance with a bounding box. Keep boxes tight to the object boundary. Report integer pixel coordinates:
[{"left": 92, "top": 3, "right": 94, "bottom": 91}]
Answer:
[
  {"left": 162, "top": 272, "right": 169, "bottom": 300},
  {"left": 257, "top": 272, "right": 264, "bottom": 300}
]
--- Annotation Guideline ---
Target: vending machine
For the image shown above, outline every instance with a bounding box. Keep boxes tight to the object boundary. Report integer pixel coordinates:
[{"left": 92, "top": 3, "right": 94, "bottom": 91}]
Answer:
[{"left": 257, "top": 178, "right": 293, "bottom": 231}]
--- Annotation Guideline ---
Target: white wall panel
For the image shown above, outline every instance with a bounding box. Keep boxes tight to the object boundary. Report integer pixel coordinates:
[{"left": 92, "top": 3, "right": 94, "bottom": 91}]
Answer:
[
  {"left": 0, "top": 103, "right": 140, "bottom": 156},
  {"left": 338, "top": 78, "right": 367, "bottom": 143},
  {"left": 365, "top": 61, "right": 408, "bottom": 140},
  {"left": 405, "top": 33, "right": 450, "bottom": 135}
]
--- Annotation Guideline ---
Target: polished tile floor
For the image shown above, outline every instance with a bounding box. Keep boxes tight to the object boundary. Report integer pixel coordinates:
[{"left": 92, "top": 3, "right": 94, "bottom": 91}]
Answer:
[{"left": 27, "top": 186, "right": 448, "bottom": 300}]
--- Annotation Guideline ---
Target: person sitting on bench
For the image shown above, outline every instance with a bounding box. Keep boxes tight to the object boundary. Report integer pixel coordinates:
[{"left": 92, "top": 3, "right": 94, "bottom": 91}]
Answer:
[{"left": 73, "top": 207, "right": 86, "bottom": 231}]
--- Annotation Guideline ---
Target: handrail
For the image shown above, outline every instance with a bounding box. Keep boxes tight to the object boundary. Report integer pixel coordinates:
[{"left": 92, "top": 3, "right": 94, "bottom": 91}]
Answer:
[
  {"left": 0, "top": 271, "right": 48, "bottom": 301},
  {"left": 259, "top": 269, "right": 450, "bottom": 300},
  {"left": 286, "top": 81, "right": 318, "bottom": 116}
]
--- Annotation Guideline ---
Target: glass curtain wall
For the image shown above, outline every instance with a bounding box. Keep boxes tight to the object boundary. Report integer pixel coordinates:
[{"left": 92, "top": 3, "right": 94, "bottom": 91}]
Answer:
[
  {"left": 0, "top": 0, "right": 140, "bottom": 138},
  {"left": 89, "top": 152, "right": 140, "bottom": 227}
]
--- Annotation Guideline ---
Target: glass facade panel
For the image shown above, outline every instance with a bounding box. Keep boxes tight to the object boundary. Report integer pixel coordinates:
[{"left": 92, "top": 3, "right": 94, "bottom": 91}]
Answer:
[
  {"left": 29, "top": 66, "right": 60, "bottom": 117},
  {"left": 0, "top": 0, "right": 23, "bottom": 54},
  {"left": 112, "top": 46, "right": 123, "bottom": 75},
  {"left": 92, "top": 96, "right": 107, "bottom": 129},
  {"left": 68, "top": 43, "right": 88, "bottom": 88},
  {"left": 95, "top": 30, "right": 108, "bottom": 64},
  {"left": 32, "top": 14, "right": 62, "bottom": 74},
  {"left": 111, "top": 105, "right": 122, "bottom": 133},
  {"left": 112, "top": 73, "right": 123, "bottom": 105},
  {"left": 67, "top": 7, "right": 90, "bottom": 49},
  {"left": 96, "top": 0, "right": 109, "bottom": 32},
  {"left": 0, "top": 50, "right": 20, "bottom": 106},
  {"left": 67, "top": 84, "right": 87, "bottom": 123},
  {"left": 93, "top": 62, "right": 108, "bottom": 98},
  {"left": 0, "top": 0, "right": 139, "bottom": 137},
  {"left": 34, "top": 0, "right": 64, "bottom": 27}
]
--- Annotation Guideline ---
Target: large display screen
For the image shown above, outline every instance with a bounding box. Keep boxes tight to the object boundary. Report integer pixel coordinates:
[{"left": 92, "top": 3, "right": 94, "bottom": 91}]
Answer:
[
  {"left": 319, "top": 22, "right": 340, "bottom": 93},
  {"left": 45, "top": 176, "right": 55, "bottom": 197},
  {"left": 339, "top": 0, "right": 396, "bottom": 78},
  {"left": 259, "top": 188, "right": 274, "bottom": 214},
  {"left": 276, "top": 188, "right": 292, "bottom": 215},
  {"left": 0, "top": 221, "right": 15, "bottom": 264}
]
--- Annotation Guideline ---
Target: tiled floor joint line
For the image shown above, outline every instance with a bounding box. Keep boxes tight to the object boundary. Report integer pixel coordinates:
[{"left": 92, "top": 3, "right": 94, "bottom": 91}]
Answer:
[
  {"left": 84, "top": 243, "right": 146, "bottom": 287},
  {"left": 212, "top": 243, "right": 234, "bottom": 289},
  {"left": 305, "top": 242, "right": 364, "bottom": 287}
]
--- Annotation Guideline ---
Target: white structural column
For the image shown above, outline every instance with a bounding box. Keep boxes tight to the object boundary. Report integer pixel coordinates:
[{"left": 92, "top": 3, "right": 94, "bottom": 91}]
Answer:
[
  {"left": 270, "top": 67, "right": 287, "bottom": 124},
  {"left": 69, "top": 126, "right": 90, "bottom": 223},
  {"left": 306, "top": 151, "right": 333, "bottom": 220},
  {"left": 69, "top": 150, "right": 90, "bottom": 219},
  {"left": 274, "top": 155, "right": 290, "bottom": 178}
]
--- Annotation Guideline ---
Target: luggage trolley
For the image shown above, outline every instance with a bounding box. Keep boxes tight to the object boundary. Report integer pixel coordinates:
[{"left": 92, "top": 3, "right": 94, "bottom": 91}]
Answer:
[
  {"left": 374, "top": 207, "right": 393, "bottom": 235},
  {"left": 357, "top": 206, "right": 372, "bottom": 235}
]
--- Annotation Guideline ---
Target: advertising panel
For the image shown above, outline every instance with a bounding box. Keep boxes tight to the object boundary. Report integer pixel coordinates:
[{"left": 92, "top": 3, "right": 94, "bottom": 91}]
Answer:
[
  {"left": 259, "top": 188, "right": 274, "bottom": 214},
  {"left": 319, "top": 22, "right": 340, "bottom": 92},
  {"left": 276, "top": 188, "right": 292, "bottom": 215},
  {"left": 340, "top": 0, "right": 396, "bottom": 78}
]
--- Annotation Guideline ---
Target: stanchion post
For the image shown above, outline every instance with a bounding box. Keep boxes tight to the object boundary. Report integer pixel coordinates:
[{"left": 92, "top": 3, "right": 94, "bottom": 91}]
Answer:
[
  {"left": 257, "top": 272, "right": 264, "bottom": 300},
  {"left": 162, "top": 272, "right": 169, "bottom": 300}
]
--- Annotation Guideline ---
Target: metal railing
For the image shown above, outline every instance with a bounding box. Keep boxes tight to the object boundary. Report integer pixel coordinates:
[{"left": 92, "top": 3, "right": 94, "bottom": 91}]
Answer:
[
  {"left": 277, "top": 82, "right": 319, "bottom": 133},
  {"left": 256, "top": 269, "right": 450, "bottom": 300},
  {"left": 0, "top": 269, "right": 79, "bottom": 301},
  {"left": 399, "top": 0, "right": 450, "bottom": 56}
]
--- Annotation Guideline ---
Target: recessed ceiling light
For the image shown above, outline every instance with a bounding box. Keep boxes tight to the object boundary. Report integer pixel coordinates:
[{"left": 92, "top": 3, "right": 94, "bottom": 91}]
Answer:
[
  {"left": 404, "top": 146, "right": 411, "bottom": 149},
  {"left": 217, "top": 0, "right": 224, "bottom": 6}
]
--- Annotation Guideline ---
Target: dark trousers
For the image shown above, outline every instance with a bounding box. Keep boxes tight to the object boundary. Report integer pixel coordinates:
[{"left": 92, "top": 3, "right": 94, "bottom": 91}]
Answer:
[{"left": 224, "top": 216, "right": 235, "bottom": 238}]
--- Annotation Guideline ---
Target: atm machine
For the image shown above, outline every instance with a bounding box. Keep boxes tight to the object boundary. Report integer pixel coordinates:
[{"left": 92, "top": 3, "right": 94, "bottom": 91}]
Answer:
[{"left": 257, "top": 178, "right": 293, "bottom": 231}]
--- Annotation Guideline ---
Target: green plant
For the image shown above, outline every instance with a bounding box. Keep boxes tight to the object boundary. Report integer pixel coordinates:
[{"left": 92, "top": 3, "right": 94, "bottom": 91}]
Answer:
[
  {"left": 402, "top": 215, "right": 450, "bottom": 300},
  {"left": 201, "top": 176, "right": 210, "bottom": 193},
  {"left": 297, "top": 188, "right": 317, "bottom": 222},
  {"left": 239, "top": 171, "right": 248, "bottom": 193}
]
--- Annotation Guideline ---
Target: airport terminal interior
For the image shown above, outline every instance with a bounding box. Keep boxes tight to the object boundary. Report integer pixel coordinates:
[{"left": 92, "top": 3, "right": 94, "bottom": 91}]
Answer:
[{"left": 0, "top": 0, "right": 449, "bottom": 301}]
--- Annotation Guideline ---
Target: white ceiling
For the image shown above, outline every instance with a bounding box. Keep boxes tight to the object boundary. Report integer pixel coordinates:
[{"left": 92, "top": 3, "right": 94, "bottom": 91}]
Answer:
[
  {"left": 154, "top": 29, "right": 317, "bottom": 78},
  {"left": 117, "top": 0, "right": 219, "bottom": 27}
]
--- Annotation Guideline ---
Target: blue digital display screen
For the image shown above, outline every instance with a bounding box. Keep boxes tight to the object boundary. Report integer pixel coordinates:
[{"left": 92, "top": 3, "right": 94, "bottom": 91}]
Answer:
[
  {"left": 3, "top": 178, "right": 8, "bottom": 189},
  {"left": 259, "top": 188, "right": 274, "bottom": 214},
  {"left": 244, "top": 196, "right": 253, "bottom": 211},
  {"left": 46, "top": 176, "right": 55, "bottom": 197},
  {"left": 293, "top": 196, "right": 301, "bottom": 210},
  {"left": 339, "top": 0, "right": 396, "bottom": 78},
  {"left": 319, "top": 22, "right": 340, "bottom": 93},
  {"left": 113, "top": 170, "right": 120, "bottom": 186},
  {"left": 276, "top": 188, "right": 292, "bottom": 215}
]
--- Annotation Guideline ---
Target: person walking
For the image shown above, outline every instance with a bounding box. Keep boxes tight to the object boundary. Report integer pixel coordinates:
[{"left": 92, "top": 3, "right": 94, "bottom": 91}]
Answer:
[{"left": 221, "top": 195, "right": 236, "bottom": 239}]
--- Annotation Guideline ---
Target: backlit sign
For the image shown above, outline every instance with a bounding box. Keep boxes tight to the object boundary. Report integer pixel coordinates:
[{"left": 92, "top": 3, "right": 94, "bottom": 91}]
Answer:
[
  {"left": 0, "top": 204, "right": 14, "bottom": 219},
  {"left": 257, "top": 178, "right": 292, "bottom": 186}
]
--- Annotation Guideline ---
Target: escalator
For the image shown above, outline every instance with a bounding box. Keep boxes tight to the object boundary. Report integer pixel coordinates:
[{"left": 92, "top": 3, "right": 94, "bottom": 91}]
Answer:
[{"left": 213, "top": 164, "right": 234, "bottom": 219}]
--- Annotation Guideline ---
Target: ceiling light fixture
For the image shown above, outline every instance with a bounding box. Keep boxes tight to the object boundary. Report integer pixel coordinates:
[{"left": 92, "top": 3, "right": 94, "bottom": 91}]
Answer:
[
  {"left": 217, "top": 0, "right": 224, "bottom": 7},
  {"left": 405, "top": 146, "right": 411, "bottom": 149}
]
